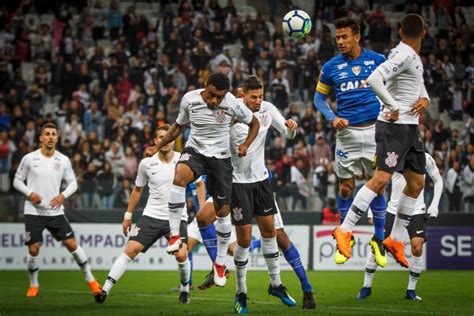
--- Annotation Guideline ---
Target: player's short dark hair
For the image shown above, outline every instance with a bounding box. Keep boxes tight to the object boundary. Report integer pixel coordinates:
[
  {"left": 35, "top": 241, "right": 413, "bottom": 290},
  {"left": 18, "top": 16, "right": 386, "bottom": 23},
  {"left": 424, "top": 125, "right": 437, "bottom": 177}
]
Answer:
[
  {"left": 401, "top": 13, "right": 425, "bottom": 38},
  {"left": 334, "top": 17, "right": 360, "bottom": 35},
  {"left": 155, "top": 124, "right": 171, "bottom": 137},
  {"left": 206, "top": 73, "right": 230, "bottom": 91},
  {"left": 243, "top": 75, "right": 263, "bottom": 92},
  {"left": 40, "top": 123, "right": 57, "bottom": 134}
]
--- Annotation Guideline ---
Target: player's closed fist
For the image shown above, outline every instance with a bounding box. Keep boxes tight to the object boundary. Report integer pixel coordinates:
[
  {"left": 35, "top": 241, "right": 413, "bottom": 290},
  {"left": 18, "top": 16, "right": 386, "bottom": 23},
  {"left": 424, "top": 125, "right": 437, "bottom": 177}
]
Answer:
[
  {"left": 332, "top": 117, "right": 349, "bottom": 130},
  {"left": 285, "top": 119, "right": 298, "bottom": 130},
  {"left": 384, "top": 109, "right": 399, "bottom": 122},
  {"left": 28, "top": 192, "right": 42, "bottom": 204},
  {"left": 238, "top": 144, "right": 249, "bottom": 157}
]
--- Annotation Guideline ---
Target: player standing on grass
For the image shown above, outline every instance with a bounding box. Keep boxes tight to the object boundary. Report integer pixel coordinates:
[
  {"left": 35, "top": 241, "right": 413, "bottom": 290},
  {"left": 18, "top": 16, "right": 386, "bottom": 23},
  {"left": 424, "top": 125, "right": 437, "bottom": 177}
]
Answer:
[
  {"left": 333, "top": 14, "right": 430, "bottom": 268},
  {"left": 95, "top": 125, "right": 191, "bottom": 304},
  {"left": 230, "top": 76, "right": 309, "bottom": 313},
  {"left": 145, "top": 73, "right": 260, "bottom": 287},
  {"left": 314, "top": 17, "right": 388, "bottom": 266},
  {"left": 13, "top": 123, "right": 101, "bottom": 298},
  {"left": 357, "top": 152, "right": 442, "bottom": 300}
]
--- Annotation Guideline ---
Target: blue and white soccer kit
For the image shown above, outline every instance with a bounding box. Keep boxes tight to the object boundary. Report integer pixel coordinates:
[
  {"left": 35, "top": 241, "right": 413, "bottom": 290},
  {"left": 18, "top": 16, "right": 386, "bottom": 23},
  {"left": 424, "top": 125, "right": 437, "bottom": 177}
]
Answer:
[{"left": 315, "top": 49, "right": 385, "bottom": 179}]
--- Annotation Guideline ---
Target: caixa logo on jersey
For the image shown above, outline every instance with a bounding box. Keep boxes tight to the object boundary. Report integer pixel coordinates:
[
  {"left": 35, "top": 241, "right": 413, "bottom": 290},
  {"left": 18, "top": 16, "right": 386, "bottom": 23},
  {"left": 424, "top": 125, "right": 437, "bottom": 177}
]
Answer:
[
  {"left": 427, "top": 227, "right": 474, "bottom": 270},
  {"left": 336, "top": 148, "right": 349, "bottom": 160}
]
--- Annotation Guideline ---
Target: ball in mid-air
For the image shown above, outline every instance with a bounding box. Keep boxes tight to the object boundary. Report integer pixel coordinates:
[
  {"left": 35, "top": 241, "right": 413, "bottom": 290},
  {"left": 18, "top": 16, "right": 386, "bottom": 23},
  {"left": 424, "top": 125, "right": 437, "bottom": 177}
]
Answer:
[{"left": 282, "top": 10, "right": 312, "bottom": 39}]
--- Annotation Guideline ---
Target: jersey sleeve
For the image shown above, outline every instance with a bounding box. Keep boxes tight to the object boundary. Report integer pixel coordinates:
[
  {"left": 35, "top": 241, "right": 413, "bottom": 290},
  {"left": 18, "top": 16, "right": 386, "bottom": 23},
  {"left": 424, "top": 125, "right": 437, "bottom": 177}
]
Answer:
[
  {"left": 135, "top": 160, "right": 148, "bottom": 187},
  {"left": 63, "top": 158, "right": 77, "bottom": 184},
  {"left": 425, "top": 154, "right": 439, "bottom": 180},
  {"left": 315, "top": 63, "right": 333, "bottom": 95},
  {"left": 268, "top": 102, "right": 296, "bottom": 138},
  {"left": 231, "top": 96, "right": 253, "bottom": 125},
  {"left": 377, "top": 49, "right": 410, "bottom": 81},
  {"left": 176, "top": 94, "right": 190, "bottom": 125},
  {"left": 15, "top": 155, "right": 29, "bottom": 181}
]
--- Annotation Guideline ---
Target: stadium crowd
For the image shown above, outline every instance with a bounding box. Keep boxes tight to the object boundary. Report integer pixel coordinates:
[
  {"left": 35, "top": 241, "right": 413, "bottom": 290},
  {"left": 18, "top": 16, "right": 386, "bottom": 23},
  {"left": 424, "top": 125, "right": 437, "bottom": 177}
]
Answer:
[{"left": 0, "top": 0, "right": 473, "bottom": 215}]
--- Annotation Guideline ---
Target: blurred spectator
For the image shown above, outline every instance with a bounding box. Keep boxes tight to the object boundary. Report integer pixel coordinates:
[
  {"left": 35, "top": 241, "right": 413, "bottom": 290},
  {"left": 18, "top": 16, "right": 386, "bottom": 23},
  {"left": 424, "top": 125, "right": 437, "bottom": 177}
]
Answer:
[
  {"left": 105, "top": 141, "right": 125, "bottom": 178},
  {"left": 462, "top": 157, "right": 474, "bottom": 213},
  {"left": 81, "top": 162, "right": 99, "bottom": 208},
  {"left": 444, "top": 161, "right": 463, "bottom": 212},
  {"left": 114, "top": 177, "right": 132, "bottom": 208},
  {"left": 97, "top": 161, "right": 116, "bottom": 209},
  {"left": 321, "top": 198, "right": 339, "bottom": 225}
]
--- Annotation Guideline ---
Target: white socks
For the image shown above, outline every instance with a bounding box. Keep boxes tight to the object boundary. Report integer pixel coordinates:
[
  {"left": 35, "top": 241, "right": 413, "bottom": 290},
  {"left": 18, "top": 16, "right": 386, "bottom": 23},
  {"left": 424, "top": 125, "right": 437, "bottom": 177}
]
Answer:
[
  {"left": 27, "top": 254, "right": 39, "bottom": 287},
  {"left": 234, "top": 244, "right": 250, "bottom": 294},
  {"left": 407, "top": 255, "right": 423, "bottom": 290},
  {"left": 71, "top": 246, "right": 95, "bottom": 282},
  {"left": 103, "top": 253, "right": 132, "bottom": 293},
  {"left": 391, "top": 193, "right": 417, "bottom": 241},
  {"left": 363, "top": 251, "right": 378, "bottom": 288},
  {"left": 341, "top": 185, "right": 377, "bottom": 232},
  {"left": 215, "top": 215, "right": 232, "bottom": 266},
  {"left": 262, "top": 237, "right": 281, "bottom": 288},
  {"left": 178, "top": 258, "right": 191, "bottom": 292},
  {"left": 168, "top": 184, "right": 186, "bottom": 236}
]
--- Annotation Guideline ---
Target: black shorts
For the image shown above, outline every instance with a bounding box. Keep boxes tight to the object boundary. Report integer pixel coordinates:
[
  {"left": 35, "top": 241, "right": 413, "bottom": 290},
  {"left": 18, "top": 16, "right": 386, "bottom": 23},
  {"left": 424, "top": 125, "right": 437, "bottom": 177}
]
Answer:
[
  {"left": 230, "top": 179, "right": 277, "bottom": 226},
  {"left": 129, "top": 216, "right": 188, "bottom": 253},
  {"left": 384, "top": 212, "right": 427, "bottom": 241},
  {"left": 375, "top": 121, "right": 426, "bottom": 174},
  {"left": 178, "top": 147, "right": 233, "bottom": 206},
  {"left": 24, "top": 214, "right": 75, "bottom": 245}
]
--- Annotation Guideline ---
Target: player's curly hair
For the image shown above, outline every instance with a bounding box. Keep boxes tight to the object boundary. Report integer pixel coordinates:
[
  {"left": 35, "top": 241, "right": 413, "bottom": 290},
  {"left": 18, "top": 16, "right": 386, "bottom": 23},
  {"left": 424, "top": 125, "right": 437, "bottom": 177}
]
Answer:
[
  {"left": 243, "top": 75, "right": 263, "bottom": 92},
  {"left": 206, "top": 72, "right": 230, "bottom": 91},
  {"left": 334, "top": 17, "right": 360, "bottom": 35},
  {"left": 401, "top": 13, "right": 425, "bottom": 39}
]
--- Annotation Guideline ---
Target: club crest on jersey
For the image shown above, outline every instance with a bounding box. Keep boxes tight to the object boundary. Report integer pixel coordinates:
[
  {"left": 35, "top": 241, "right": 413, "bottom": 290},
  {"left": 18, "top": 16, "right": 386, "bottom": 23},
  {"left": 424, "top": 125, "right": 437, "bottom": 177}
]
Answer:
[
  {"left": 385, "top": 152, "right": 399, "bottom": 168},
  {"left": 179, "top": 153, "right": 191, "bottom": 162},
  {"left": 260, "top": 113, "right": 270, "bottom": 127},
  {"left": 53, "top": 161, "right": 61, "bottom": 171},
  {"left": 232, "top": 207, "right": 243, "bottom": 221},
  {"left": 352, "top": 66, "right": 361, "bottom": 76},
  {"left": 215, "top": 110, "right": 226, "bottom": 124}
]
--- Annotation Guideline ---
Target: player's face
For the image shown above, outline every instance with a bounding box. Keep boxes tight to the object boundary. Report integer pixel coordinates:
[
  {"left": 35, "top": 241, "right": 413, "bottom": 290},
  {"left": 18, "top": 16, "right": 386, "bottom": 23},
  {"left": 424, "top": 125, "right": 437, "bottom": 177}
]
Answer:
[
  {"left": 202, "top": 85, "right": 228, "bottom": 109},
  {"left": 243, "top": 88, "right": 264, "bottom": 112},
  {"left": 155, "top": 129, "right": 174, "bottom": 154},
  {"left": 335, "top": 27, "right": 360, "bottom": 55},
  {"left": 40, "top": 128, "right": 58, "bottom": 150}
]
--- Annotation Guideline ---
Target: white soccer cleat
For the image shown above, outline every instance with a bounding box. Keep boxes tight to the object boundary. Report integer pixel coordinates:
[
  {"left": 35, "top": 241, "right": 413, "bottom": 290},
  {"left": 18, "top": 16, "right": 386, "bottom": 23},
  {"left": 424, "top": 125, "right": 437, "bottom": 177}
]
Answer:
[
  {"left": 213, "top": 262, "right": 227, "bottom": 287},
  {"left": 166, "top": 235, "right": 182, "bottom": 254}
]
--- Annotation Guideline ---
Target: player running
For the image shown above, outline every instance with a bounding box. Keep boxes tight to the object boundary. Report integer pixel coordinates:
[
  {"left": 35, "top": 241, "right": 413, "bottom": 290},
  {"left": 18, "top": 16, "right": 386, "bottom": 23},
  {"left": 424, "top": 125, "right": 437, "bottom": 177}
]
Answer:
[
  {"left": 333, "top": 14, "right": 430, "bottom": 268},
  {"left": 146, "top": 73, "right": 259, "bottom": 287},
  {"left": 13, "top": 123, "right": 101, "bottom": 298},
  {"left": 231, "top": 76, "right": 308, "bottom": 313},
  {"left": 357, "top": 153, "right": 442, "bottom": 300},
  {"left": 313, "top": 17, "right": 388, "bottom": 266},
  {"left": 95, "top": 125, "right": 191, "bottom": 304}
]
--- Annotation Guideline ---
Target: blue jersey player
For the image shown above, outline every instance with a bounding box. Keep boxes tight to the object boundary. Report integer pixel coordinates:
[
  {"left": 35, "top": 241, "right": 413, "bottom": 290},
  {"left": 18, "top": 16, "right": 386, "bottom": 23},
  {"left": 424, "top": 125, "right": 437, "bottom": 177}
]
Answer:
[{"left": 313, "top": 17, "right": 387, "bottom": 267}]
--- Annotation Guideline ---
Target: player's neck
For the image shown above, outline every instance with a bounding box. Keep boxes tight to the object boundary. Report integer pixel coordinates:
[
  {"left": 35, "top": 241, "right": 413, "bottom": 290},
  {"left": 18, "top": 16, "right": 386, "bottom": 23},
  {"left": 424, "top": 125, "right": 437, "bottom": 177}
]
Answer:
[
  {"left": 158, "top": 151, "right": 173, "bottom": 163},
  {"left": 344, "top": 46, "right": 362, "bottom": 60},
  {"left": 40, "top": 147, "right": 55, "bottom": 158},
  {"left": 402, "top": 38, "right": 421, "bottom": 54}
]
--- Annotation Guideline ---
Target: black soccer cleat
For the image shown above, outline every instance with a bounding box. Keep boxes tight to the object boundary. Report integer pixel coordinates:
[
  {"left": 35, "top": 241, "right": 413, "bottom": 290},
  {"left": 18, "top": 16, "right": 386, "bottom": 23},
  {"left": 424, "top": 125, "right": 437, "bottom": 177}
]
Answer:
[
  {"left": 268, "top": 284, "right": 296, "bottom": 306},
  {"left": 94, "top": 289, "right": 107, "bottom": 304},
  {"left": 179, "top": 291, "right": 190, "bottom": 304},
  {"left": 302, "top": 291, "right": 316, "bottom": 309}
]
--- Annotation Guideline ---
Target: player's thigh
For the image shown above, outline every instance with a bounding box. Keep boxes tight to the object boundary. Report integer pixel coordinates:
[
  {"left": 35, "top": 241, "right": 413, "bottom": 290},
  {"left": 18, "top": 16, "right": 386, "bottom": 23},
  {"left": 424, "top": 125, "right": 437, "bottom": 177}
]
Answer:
[
  {"left": 335, "top": 127, "right": 363, "bottom": 178},
  {"left": 256, "top": 215, "right": 276, "bottom": 238},
  {"left": 374, "top": 121, "right": 411, "bottom": 173},
  {"left": 129, "top": 216, "right": 163, "bottom": 253},
  {"left": 206, "top": 157, "right": 233, "bottom": 207},
  {"left": 254, "top": 180, "right": 278, "bottom": 237},
  {"left": 46, "top": 215, "right": 75, "bottom": 243},
  {"left": 176, "top": 147, "right": 206, "bottom": 185},
  {"left": 25, "top": 215, "right": 47, "bottom": 246},
  {"left": 230, "top": 183, "right": 254, "bottom": 226},
  {"left": 196, "top": 198, "right": 216, "bottom": 227},
  {"left": 235, "top": 224, "right": 252, "bottom": 247}
]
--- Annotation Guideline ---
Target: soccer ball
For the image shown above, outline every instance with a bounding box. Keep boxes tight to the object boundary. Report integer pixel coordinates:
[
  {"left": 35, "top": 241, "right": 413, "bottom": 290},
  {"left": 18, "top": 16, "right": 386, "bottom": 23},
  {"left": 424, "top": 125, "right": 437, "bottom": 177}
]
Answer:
[{"left": 282, "top": 10, "right": 312, "bottom": 39}]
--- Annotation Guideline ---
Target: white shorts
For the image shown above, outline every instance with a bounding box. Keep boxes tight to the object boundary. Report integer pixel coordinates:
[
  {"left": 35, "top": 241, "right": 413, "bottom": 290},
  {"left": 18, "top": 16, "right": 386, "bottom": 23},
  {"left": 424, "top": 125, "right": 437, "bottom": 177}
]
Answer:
[
  {"left": 274, "top": 200, "right": 284, "bottom": 230},
  {"left": 334, "top": 124, "right": 376, "bottom": 179}
]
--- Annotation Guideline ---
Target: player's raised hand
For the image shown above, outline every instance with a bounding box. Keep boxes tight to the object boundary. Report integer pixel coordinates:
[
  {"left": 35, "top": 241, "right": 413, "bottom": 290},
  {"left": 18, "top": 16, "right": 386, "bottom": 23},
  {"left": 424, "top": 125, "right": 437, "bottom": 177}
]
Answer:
[
  {"left": 384, "top": 109, "right": 399, "bottom": 122},
  {"left": 411, "top": 97, "right": 429, "bottom": 117},
  {"left": 285, "top": 119, "right": 298, "bottom": 130},
  {"left": 28, "top": 192, "right": 42, "bottom": 204},
  {"left": 123, "top": 219, "right": 132, "bottom": 236},
  {"left": 332, "top": 117, "right": 349, "bottom": 130},
  {"left": 238, "top": 143, "right": 249, "bottom": 157},
  {"left": 49, "top": 193, "right": 65, "bottom": 209}
]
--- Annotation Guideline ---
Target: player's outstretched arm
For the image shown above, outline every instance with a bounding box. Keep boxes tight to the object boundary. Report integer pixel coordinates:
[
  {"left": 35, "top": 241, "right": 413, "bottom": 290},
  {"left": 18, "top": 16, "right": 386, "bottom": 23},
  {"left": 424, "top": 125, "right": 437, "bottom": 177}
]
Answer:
[
  {"left": 123, "top": 186, "right": 143, "bottom": 236},
  {"left": 238, "top": 115, "right": 260, "bottom": 157},
  {"left": 313, "top": 92, "right": 348, "bottom": 129},
  {"left": 145, "top": 123, "right": 184, "bottom": 157}
]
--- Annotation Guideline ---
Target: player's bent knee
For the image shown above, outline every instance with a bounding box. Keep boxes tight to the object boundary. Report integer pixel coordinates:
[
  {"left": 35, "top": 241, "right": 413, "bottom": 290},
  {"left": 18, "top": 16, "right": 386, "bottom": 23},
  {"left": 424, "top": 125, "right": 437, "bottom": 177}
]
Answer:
[
  {"left": 339, "top": 180, "right": 354, "bottom": 198},
  {"left": 411, "top": 243, "right": 423, "bottom": 257},
  {"left": 63, "top": 238, "right": 78, "bottom": 252},
  {"left": 215, "top": 204, "right": 230, "bottom": 217},
  {"left": 28, "top": 243, "right": 41, "bottom": 256}
]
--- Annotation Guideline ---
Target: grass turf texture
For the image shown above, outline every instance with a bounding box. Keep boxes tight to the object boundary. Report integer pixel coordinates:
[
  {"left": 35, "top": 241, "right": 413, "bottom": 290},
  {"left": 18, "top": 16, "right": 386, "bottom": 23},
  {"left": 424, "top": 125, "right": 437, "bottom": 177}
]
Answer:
[{"left": 0, "top": 270, "right": 473, "bottom": 315}]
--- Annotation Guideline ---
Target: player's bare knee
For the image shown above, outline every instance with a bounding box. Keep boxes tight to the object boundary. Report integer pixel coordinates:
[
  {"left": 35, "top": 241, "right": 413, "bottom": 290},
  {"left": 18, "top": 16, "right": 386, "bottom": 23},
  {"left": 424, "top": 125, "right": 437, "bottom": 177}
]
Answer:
[
  {"left": 175, "top": 247, "right": 188, "bottom": 262},
  {"left": 339, "top": 180, "right": 354, "bottom": 199},
  {"left": 63, "top": 238, "right": 78, "bottom": 252},
  {"left": 276, "top": 229, "right": 291, "bottom": 250},
  {"left": 411, "top": 242, "right": 423, "bottom": 257},
  {"left": 28, "top": 243, "right": 41, "bottom": 256},
  {"left": 237, "top": 236, "right": 252, "bottom": 248},
  {"left": 216, "top": 204, "right": 230, "bottom": 218},
  {"left": 196, "top": 211, "right": 212, "bottom": 227}
]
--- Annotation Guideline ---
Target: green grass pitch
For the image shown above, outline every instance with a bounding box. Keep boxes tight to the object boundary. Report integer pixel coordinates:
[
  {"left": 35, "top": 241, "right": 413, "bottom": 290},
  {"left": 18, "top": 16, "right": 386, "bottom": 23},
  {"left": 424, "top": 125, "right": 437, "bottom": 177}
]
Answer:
[{"left": 1, "top": 270, "right": 473, "bottom": 315}]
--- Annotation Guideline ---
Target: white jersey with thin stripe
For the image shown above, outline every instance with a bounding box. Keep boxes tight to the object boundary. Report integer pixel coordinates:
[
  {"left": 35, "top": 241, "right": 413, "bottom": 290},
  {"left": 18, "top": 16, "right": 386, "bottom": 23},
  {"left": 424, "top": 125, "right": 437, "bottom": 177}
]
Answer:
[
  {"left": 376, "top": 41, "right": 425, "bottom": 125},
  {"left": 231, "top": 100, "right": 291, "bottom": 183},
  {"left": 15, "top": 149, "right": 77, "bottom": 216},
  {"left": 387, "top": 153, "right": 439, "bottom": 215},
  {"left": 176, "top": 89, "right": 254, "bottom": 158},
  {"left": 135, "top": 151, "right": 187, "bottom": 221}
]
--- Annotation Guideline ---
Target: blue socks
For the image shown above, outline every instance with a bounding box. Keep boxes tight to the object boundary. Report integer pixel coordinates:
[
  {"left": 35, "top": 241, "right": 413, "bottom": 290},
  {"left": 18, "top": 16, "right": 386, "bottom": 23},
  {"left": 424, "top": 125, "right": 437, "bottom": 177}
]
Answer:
[
  {"left": 199, "top": 223, "right": 218, "bottom": 262},
  {"left": 337, "top": 195, "right": 354, "bottom": 224},
  {"left": 249, "top": 239, "right": 262, "bottom": 251},
  {"left": 369, "top": 195, "right": 386, "bottom": 241},
  {"left": 283, "top": 243, "right": 312, "bottom": 292}
]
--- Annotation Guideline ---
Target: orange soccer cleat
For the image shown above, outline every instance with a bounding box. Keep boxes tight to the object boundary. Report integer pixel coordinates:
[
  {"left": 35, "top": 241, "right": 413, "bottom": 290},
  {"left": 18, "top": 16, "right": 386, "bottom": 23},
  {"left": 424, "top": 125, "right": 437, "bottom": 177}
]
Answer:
[
  {"left": 88, "top": 280, "right": 102, "bottom": 295},
  {"left": 383, "top": 236, "right": 409, "bottom": 268},
  {"left": 26, "top": 286, "right": 39, "bottom": 297},
  {"left": 332, "top": 226, "right": 353, "bottom": 258}
]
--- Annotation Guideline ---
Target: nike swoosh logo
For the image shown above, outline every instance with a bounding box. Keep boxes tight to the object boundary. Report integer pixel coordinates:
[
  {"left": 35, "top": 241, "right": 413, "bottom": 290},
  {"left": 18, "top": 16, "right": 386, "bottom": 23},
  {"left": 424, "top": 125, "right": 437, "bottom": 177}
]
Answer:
[
  {"left": 66, "top": 232, "right": 73, "bottom": 236},
  {"left": 416, "top": 230, "right": 424, "bottom": 234},
  {"left": 217, "top": 196, "right": 226, "bottom": 199},
  {"left": 151, "top": 172, "right": 158, "bottom": 175},
  {"left": 263, "top": 208, "right": 272, "bottom": 213}
]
